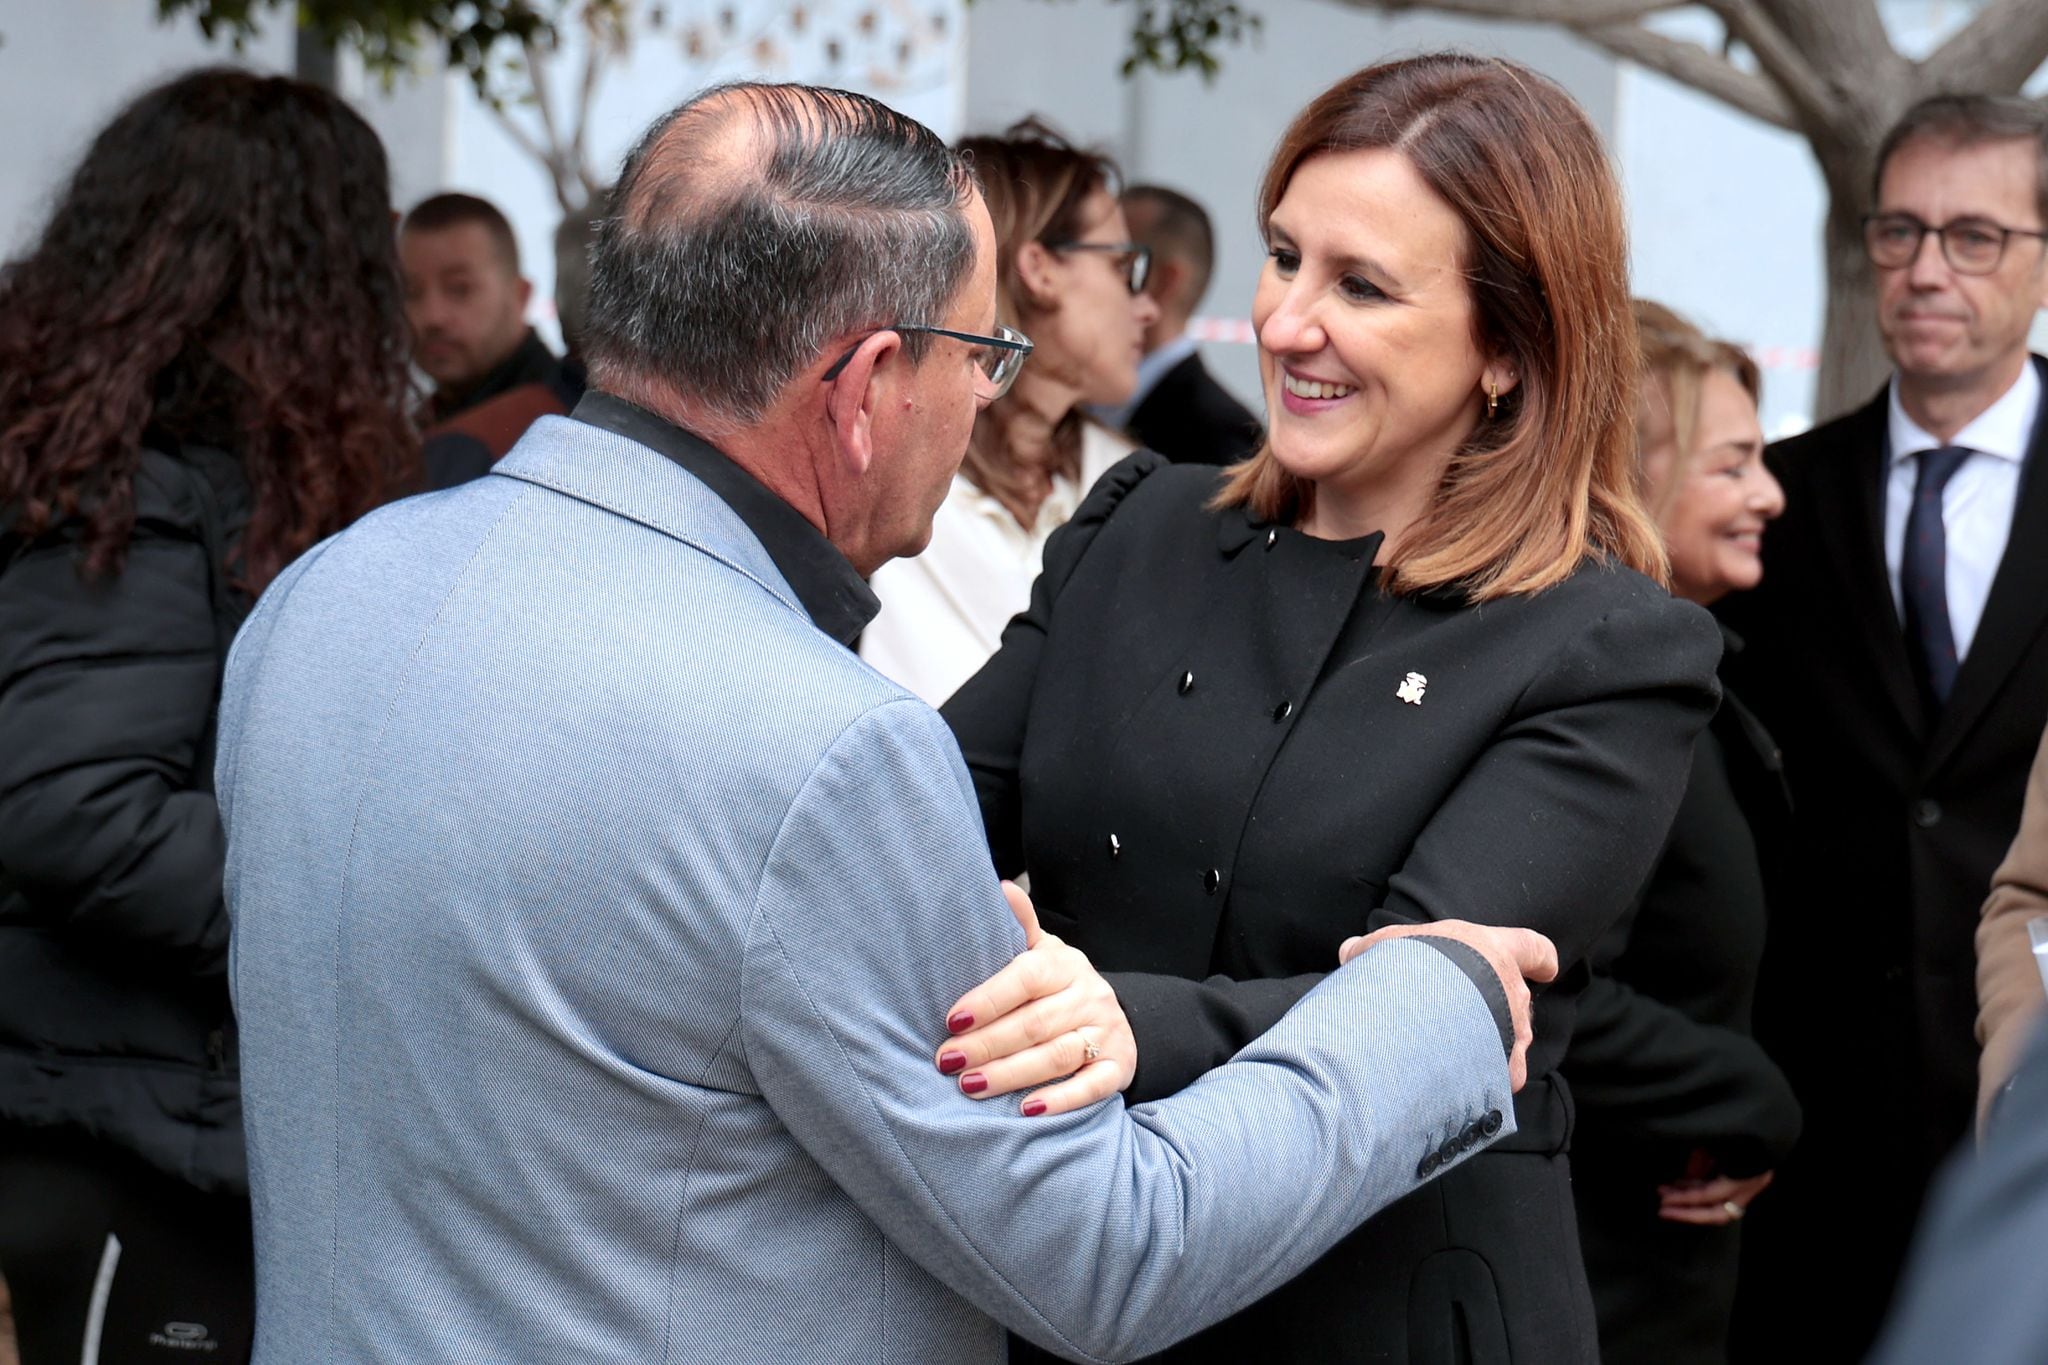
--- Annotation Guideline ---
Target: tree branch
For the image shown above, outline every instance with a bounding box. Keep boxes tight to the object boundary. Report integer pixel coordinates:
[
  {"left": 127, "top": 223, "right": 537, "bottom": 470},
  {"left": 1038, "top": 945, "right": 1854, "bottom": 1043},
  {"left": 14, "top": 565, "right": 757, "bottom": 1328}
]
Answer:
[
  {"left": 1923, "top": 0, "right": 2048, "bottom": 96},
  {"left": 1702, "top": 0, "right": 1845, "bottom": 133},
  {"left": 1571, "top": 18, "right": 1796, "bottom": 129}
]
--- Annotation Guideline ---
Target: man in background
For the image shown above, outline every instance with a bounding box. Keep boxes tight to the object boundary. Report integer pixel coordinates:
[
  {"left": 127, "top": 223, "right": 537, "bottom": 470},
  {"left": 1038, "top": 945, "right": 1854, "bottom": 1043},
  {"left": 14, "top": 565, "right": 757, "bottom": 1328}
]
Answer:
[
  {"left": 1723, "top": 93, "right": 2048, "bottom": 1358},
  {"left": 1102, "top": 184, "right": 1260, "bottom": 465},
  {"left": 400, "top": 193, "right": 582, "bottom": 481}
]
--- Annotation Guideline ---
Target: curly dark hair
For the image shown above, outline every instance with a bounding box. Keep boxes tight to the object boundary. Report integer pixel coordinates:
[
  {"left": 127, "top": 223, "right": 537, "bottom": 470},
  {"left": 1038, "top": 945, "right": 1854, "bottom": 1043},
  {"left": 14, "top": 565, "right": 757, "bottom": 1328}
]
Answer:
[{"left": 0, "top": 68, "right": 419, "bottom": 591}]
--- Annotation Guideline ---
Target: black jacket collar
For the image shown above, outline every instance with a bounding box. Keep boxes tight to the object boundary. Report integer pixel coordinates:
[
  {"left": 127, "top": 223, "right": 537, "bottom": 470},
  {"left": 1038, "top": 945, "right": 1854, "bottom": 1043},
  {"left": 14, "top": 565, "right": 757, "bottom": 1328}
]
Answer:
[{"left": 570, "top": 393, "right": 879, "bottom": 646}]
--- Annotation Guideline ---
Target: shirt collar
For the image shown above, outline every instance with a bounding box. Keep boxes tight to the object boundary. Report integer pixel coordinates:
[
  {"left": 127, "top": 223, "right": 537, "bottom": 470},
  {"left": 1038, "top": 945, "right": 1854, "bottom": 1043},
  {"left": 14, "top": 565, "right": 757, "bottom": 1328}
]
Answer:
[
  {"left": 1887, "top": 357, "right": 2040, "bottom": 466},
  {"left": 1088, "top": 333, "right": 1201, "bottom": 432},
  {"left": 569, "top": 392, "right": 879, "bottom": 645}
]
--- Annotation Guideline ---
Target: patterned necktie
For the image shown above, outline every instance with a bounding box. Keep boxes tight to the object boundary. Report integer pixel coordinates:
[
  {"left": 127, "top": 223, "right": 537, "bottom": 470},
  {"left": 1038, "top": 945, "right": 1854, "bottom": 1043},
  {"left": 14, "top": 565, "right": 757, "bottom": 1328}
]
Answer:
[{"left": 1900, "top": 445, "right": 1972, "bottom": 706}]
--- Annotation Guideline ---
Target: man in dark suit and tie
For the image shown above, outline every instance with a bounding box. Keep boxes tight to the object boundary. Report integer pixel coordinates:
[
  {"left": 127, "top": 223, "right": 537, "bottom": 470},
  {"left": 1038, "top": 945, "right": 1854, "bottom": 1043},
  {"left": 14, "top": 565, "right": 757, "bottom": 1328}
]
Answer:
[
  {"left": 1723, "top": 93, "right": 2048, "bottom": 1359},
  {"left": 1105, "top": 184, "right": 1262, "bottom": 466}
]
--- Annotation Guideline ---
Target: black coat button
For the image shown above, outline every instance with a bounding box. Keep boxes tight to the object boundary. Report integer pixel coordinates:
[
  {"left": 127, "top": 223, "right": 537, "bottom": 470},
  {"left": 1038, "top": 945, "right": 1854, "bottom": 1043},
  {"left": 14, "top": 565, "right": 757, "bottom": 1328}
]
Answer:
[
  {"left": 1438, "top": 1140, "right": 1461, "bottom": 1163},
  {"left": 1913, "top": 799, "right": 1942, "bottom": 828},
  {"left": 1480, "top": 1109, "right": 1504, "bottom": 1137},
  {"left": 1416, "top": 1151, "right": 1440, "bottom": 1178},
  {"left": 1203, "top": 868, "right": 1221, "bottom": 894},
  {"left": 1266, "top": 528, "right": 1278, "bottom": 549},
  {"left": 1178, "top": 671, "right": 1194, "bottom": 695},
  {"left": 1107, "top": 833, "right": 1121, "bottom": 859},
  {"left": 1883, "top": 964, "right": 1906, "bottom": 985},
  {"left": 1272, "top": 701, "right": 1293, "bottom": 722}
]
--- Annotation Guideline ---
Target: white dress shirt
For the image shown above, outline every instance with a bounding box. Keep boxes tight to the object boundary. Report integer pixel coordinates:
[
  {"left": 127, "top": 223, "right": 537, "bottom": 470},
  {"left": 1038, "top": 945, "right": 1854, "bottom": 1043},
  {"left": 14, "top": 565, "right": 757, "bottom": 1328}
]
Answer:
[
  {"left": 1885, "top": 362, "right": 2039, "bottom": 661},
  {"left": 862, "top": 422, "right": 1135, "bottom": 706}
]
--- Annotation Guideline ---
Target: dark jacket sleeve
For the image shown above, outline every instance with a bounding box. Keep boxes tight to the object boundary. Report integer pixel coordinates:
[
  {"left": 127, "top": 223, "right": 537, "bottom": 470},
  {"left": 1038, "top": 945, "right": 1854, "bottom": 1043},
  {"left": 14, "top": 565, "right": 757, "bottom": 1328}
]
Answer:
[
  {"left": 945, "top": 450, "right": 1171, "bottom": 878},
  {"left": 1120, "top": 583, "right": 1722, "bottom": 1102},
  {"left": 1567, "top": 964, "right": 1802, "bottom": 1175},
  {"left": 0, "top": 493, "right": 230, "bottom": 973}
]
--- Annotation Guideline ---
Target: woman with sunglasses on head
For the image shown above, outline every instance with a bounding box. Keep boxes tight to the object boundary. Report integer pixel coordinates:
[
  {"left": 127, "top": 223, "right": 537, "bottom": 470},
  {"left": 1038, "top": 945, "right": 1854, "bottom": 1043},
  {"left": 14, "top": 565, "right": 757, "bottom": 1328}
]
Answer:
[
  {"left": 861, "top": 119, "right": 1159, "bottom": 705},
  {"left": 932, "top": 56, "right": 1723, "bottom": 1362},
  {"left": 1564, "top": 302, "right": 1800, "bottom": 1365}
]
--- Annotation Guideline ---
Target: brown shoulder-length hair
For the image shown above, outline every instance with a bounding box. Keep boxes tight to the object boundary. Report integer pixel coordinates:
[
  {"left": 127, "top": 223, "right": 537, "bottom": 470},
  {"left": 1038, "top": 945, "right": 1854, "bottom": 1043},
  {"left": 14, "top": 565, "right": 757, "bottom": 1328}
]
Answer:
[
  {"left": 1632, "top": 299, "right": 1761, "bottom": 521},
  {"left": 0, "top": 69, "right": 418, "bottom": 593},
  {"left": 1216, "top": 54, "right": 1666, "bottom": 599},
  {"left": 955, "top": 118, "right": 1118, "bottom": 524}
]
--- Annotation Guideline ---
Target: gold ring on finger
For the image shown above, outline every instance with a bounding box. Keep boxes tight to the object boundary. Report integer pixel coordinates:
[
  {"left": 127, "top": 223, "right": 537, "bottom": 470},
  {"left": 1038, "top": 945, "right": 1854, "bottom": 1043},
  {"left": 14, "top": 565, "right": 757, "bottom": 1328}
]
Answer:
[{"left": 1077, "top": 1030, "right": 1103, "bottom": 1063}]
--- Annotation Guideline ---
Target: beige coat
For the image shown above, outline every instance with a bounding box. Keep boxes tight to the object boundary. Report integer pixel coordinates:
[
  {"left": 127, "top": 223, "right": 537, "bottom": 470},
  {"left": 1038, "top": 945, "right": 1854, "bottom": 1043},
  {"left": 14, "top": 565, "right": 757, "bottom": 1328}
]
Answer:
[{"left": 1978, "top": 723, "right": 2048, "bottom": 1126}]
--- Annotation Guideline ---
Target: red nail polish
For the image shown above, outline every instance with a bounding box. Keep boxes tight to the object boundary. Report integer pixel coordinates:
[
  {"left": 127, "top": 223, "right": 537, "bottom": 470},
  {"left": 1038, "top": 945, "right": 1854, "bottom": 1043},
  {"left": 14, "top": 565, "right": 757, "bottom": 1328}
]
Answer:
[
  {"left": 947, "top": 1011, "right": 974, "bottom": 1034},
  {"left": 960, "top": 1073, "right": 988, "bottom": 1095},
  {"left": 1022, "top": 1098, "right": 1047, "bottom": 1117},
  {"left": 938, "top": 1050, "right": 968, "bottom": 1075}
]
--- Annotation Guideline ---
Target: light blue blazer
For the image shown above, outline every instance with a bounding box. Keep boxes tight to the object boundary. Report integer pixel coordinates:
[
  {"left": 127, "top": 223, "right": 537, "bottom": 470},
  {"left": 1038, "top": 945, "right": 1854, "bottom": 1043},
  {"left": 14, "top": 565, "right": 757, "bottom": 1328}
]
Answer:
[{"left": 218, "top": 414, "right": 1515, "bottom": 1364}]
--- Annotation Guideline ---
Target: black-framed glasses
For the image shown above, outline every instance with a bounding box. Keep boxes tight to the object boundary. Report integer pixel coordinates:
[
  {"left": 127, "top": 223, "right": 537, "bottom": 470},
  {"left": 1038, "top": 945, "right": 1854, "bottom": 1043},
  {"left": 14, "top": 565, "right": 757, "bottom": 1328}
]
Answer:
[
  {"left": 820, "top": 322, "right": 1034, "bottom": 400},
  {"left": 1862, "top": 212, "right": 2048, "bottom": 275},
  {"left": 1045, "top": 239, "right": 1152, "bottom": 294}
]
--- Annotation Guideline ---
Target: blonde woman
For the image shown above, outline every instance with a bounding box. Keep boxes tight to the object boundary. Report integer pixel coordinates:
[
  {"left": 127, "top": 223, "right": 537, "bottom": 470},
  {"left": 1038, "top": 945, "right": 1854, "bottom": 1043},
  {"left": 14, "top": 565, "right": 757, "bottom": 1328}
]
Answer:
[
  {"left": 862, "top": 120, "right": 1157, "bottom": 704},
  {"left": 1566, "top": 300, "right": 1800, "bottom": 1365}
]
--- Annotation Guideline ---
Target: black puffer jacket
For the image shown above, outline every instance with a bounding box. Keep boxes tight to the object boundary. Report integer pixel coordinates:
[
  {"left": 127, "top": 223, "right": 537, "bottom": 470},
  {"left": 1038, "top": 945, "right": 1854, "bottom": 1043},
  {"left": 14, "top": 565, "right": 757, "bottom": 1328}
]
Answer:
[{"left": 0, "top": 439, "right": 251, "bottom": 1193}]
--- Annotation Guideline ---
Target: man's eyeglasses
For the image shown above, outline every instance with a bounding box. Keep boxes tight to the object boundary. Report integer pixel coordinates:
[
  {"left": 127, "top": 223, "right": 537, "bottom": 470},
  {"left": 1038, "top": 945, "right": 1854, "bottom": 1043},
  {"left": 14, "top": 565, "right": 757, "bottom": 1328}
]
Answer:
[
  {"left": 820, "top": 323, "right": 1034, "bottom": 400},
  {"left": 1862, "top": 212, "right": 2048, "bottom": 275},
  {"left": 1045, "top": 239, "right": 1153, "bottom": 295}
]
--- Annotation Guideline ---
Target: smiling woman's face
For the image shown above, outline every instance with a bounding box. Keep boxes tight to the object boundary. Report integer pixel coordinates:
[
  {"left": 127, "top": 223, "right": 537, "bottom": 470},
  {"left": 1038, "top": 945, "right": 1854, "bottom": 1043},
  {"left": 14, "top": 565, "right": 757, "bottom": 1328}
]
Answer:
[{"left": 1252, "top": 148, "right": 1495, "bottom": 513}]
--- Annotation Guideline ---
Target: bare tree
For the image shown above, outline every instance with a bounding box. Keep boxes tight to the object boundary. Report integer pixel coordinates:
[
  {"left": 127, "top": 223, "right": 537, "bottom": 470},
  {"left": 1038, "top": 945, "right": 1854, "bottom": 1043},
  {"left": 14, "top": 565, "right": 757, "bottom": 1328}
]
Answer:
[{"left": 1124, "top": 0, "right": 2048, "bottom": 419}]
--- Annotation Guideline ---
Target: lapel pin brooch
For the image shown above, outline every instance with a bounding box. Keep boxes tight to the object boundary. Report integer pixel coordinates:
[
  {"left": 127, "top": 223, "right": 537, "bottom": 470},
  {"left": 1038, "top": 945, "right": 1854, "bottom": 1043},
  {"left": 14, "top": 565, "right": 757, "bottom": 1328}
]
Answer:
[{"left": 1396, "top": 672, "right": 1428, "bottom": 706}]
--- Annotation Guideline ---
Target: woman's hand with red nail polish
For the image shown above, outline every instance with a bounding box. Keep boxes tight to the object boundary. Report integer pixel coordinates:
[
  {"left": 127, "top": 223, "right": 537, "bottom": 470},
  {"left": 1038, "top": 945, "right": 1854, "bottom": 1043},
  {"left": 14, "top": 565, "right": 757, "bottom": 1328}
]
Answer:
[{"left": 931, "top": 880, "right": 1136, "bottom": 1116}]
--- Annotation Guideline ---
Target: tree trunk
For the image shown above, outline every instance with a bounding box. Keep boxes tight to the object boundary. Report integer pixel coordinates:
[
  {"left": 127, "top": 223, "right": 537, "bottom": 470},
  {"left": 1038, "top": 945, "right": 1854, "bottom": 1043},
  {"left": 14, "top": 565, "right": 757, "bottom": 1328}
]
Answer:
[{"left": 1812, "top": 137, "right": 1892, "bottom": 423}]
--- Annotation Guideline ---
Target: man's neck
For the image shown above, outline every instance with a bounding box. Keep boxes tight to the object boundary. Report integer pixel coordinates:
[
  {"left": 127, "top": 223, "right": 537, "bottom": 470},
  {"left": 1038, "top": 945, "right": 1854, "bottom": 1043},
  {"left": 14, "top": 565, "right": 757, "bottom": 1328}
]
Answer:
[{"left": 1897, "top": 350, "right": 2032, "bottom": 444}]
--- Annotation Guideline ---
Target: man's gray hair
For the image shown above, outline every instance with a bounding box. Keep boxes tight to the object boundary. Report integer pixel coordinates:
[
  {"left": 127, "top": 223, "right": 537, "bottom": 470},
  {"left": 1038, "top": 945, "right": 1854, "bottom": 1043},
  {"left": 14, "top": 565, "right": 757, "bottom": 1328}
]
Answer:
[{"left": 583, "top": 82, "right": 979, "bottom": 428}]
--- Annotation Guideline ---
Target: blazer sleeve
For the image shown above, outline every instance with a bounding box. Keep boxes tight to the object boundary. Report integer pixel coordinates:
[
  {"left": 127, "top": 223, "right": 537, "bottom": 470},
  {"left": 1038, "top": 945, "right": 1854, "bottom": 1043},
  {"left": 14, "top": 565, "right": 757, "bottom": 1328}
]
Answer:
[
  {"left": 944, "top": 450, "right": 1171, "bottom": 877},
  {"left": 1114, "top": 586, "right": 1721, "bottom": 1102},
  {"left": 0, "top": 520, "right": 230, "bottom": 973},
  {"left": 741, "top": 699, "right": 1517, "bottom": 1365},
  {"left": 1977, "top": 722, "right": 2048, "bottom": 1128},
  {"left": 1566, "top": 966, "right": 1801, "bottom": 1175}
]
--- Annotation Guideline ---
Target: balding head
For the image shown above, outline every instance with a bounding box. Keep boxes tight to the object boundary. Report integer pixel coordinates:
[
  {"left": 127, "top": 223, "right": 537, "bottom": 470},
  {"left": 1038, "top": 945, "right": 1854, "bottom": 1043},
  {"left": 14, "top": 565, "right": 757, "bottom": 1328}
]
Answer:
[{"left": 583, "top": 82, "right": 979, "bottom": 431}]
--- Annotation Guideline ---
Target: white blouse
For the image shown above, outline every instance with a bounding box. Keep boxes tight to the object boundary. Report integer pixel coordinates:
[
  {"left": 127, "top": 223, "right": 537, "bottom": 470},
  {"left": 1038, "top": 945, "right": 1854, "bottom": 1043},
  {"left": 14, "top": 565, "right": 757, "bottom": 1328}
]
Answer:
[{"left": 862, "top": 422, "right": 1134, "bottom": 706}]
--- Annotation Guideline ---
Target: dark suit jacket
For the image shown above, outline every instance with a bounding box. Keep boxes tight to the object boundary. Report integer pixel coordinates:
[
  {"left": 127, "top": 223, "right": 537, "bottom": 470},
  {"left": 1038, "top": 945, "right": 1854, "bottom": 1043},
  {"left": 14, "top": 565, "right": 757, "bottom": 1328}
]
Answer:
[
  {"left": 1719, "top": 355, "right": 2048, "bottom": 1358},
  {"left": 1125, "top": 351, "right": 1261, "bottom": 467},
  {"left": 1568, "top": 651, "right": 1803, "bottom": 1365},
  {"left": 944, "top": 453, "right": 1722, "bottom": 1363}
]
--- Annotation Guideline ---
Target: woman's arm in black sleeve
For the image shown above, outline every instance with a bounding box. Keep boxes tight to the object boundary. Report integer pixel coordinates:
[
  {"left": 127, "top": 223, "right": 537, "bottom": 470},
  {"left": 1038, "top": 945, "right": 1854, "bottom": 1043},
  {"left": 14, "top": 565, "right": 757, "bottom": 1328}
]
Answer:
[
  {"left": 942, "top": 451, "right": 1168, "bottom": 876},
  {"left": 0, "top": 520, "right": 229, "bottom": 973},
  {"left": 1567, "top": 966, "right": 1802, "bottom": 1174}
]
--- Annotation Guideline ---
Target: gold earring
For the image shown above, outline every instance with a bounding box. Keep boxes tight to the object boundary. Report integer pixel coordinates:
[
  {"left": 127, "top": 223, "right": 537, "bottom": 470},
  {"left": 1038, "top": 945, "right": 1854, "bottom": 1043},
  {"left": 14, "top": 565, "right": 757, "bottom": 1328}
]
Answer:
[{"left": 1485, "top": 381, "right": 1499, "bottom": 420}]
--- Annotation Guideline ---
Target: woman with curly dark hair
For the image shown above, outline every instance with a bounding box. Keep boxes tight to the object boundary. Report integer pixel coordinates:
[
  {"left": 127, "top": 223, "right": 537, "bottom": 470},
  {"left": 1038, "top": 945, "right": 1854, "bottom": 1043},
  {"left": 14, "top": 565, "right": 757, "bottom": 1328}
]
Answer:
[{"left": 0, "top": 69, "right": 416, "bottom": 1364}]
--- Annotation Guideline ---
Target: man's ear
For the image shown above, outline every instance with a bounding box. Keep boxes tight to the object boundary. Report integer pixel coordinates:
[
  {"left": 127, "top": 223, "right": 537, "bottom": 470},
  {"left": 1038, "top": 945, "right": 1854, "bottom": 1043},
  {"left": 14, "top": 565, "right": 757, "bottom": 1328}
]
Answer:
[
  {"left": 1014, "top": 240, "right": 1061, "bottom": 311},
  {"left": 1151, "top": 257, "right": 1190, "bottom": 309},
  {"left": 824, "top": 330, "right": 906, "bottom": 479},
  {"left": 516, "top": 277, "right": 534, "bottom": 312}
]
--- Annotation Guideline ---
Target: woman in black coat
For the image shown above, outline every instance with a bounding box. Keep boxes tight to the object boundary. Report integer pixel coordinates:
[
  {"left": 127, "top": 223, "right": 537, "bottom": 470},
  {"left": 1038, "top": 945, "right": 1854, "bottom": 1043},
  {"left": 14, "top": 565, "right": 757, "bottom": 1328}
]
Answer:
[
  {"left": 0, "top": 72, "right": 416, "bottom": 1365},
  {"left": 934, "top": 57, "right": 1721, "bottom": 1363},
  {"left": 1563, "top": 303, "right": 1802, "bottom": 1363}
]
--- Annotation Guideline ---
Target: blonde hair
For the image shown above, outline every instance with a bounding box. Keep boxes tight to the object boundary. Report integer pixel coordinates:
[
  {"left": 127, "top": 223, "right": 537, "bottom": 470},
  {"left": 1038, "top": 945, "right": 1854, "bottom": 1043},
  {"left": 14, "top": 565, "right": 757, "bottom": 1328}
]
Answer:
[
  {"left": 1214, "top": 55, "right": 1666, "bottom": 600},
  {"left": 1633, "top": 299, "right": 1762, "bottom": 520}
]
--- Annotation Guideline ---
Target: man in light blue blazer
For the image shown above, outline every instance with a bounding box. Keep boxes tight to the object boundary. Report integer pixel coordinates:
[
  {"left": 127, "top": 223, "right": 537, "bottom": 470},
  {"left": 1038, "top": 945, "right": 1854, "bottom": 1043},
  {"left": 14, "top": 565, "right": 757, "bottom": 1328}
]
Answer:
[{"left": 218, "top": 83, "right": 1551, "bottom": 1364}]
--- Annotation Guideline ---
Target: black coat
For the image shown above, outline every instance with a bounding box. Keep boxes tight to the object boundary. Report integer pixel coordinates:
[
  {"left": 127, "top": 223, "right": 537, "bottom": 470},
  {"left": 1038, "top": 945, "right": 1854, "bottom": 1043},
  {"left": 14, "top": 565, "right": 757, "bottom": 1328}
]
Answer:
[
  {"left": 1125, "top": 352, "right": 1262, "bottom": 467},
  {"left": 1718, "top": 358, "right": 2048, "bottom": 1360},
  {"left": 944, "top": 453, "right": 1722, "bottom": 1363},
  {"left": 0, "top": 440, "right": 251, "bottom": 1193},
  {"left": 1567, "top": 647, "right": 1803, "bottom": 1365}
]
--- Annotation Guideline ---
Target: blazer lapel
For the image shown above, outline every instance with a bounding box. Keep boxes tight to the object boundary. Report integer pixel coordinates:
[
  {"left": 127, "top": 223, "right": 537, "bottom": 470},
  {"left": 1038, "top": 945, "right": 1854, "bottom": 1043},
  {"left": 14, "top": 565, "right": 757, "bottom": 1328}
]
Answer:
[
  {"left": 1810, "top": 386, "right": 1927, "bottom": 740},
  {"left": 1926, "top": 354, "right": 2048, "bottom": 773}
]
